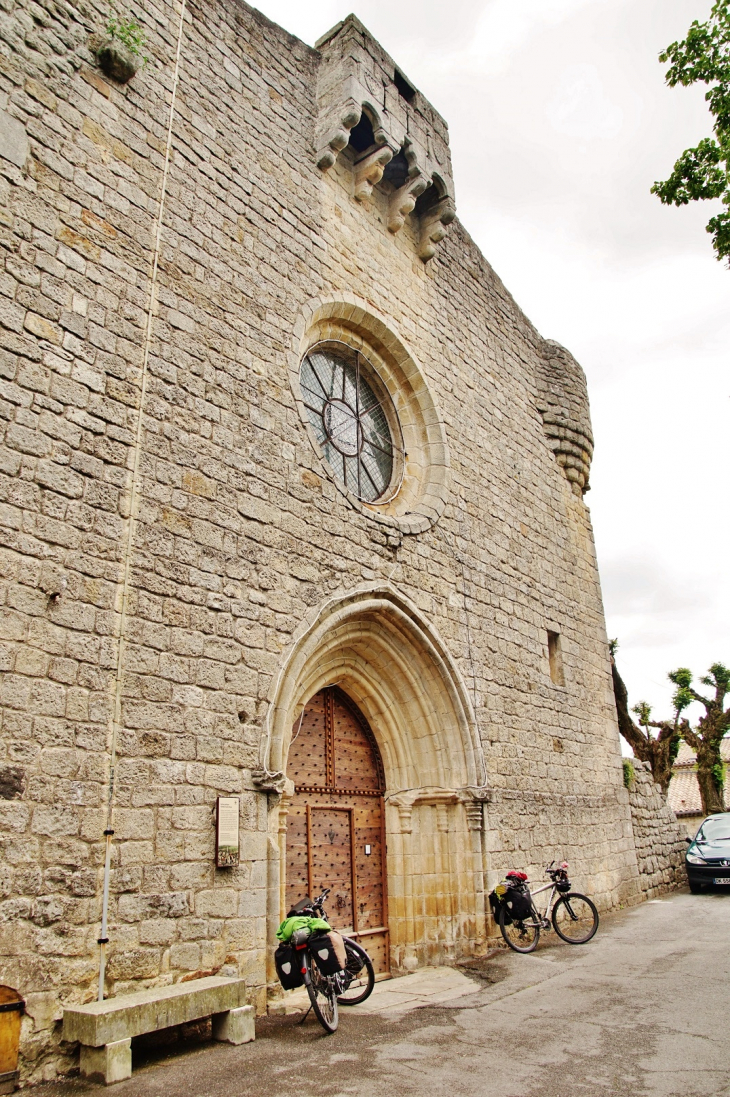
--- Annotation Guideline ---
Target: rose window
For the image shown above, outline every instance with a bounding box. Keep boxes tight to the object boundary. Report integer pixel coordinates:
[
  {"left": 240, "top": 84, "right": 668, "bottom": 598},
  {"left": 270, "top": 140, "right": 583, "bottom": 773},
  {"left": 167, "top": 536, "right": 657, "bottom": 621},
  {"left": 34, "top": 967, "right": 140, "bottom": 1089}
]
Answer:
[{"left": 300, "top": 345, "right": 401, "bottom": 503}]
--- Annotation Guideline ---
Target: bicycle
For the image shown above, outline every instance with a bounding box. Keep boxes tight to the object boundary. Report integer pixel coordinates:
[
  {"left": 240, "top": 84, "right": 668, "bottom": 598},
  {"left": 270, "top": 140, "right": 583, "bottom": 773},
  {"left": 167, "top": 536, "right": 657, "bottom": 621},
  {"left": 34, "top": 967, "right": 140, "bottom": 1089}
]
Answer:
[
  {"left": 497, "top": 861, "right": 599, "bottom": 954},
  {"left": 288, "top": 888, "right": 376, "bottom": 1033}
]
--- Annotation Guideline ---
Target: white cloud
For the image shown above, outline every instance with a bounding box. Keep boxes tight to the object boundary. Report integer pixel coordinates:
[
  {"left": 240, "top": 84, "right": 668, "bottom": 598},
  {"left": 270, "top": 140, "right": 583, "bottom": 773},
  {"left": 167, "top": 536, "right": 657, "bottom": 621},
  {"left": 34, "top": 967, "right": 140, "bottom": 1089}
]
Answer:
[{"left": 545, "top": 63, "right": 624, "bottom": 140}]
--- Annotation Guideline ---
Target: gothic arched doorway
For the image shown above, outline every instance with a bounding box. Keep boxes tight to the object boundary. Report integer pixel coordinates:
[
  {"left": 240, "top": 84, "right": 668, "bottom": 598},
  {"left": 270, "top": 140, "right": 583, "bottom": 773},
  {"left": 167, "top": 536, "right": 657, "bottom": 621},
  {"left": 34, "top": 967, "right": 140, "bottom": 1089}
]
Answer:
[{"left": 285, "top": 686, "right": 389, "bottom": 973}]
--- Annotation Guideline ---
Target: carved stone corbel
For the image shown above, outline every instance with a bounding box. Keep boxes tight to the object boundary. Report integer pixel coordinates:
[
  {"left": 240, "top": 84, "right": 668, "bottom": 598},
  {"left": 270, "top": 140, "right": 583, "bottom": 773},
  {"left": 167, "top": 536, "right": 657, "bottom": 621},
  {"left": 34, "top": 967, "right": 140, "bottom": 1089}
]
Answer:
[
  {"left": 388, "top": 173, "right": 430, "bottom": 233},
  {"left": 354, "top": 143, "right": 395, "bottom": 203},
  {"left": 388, "top": 790, "right": 417, "bottom": 833},
  {"left": 460, "top": 785, "right": 492, "bottom": 803},
  {"left": 418, "top": 195, "right": 456, "bottom": 261},
  {"left": 459, "top": 785, "right": 491, "bottom": 831},
  {"left": 252, "top": 769, "right": 294, "bottom": 800},
  {"left": 314, "top": 18, "right": 457, "bottom": 258},
  {"left": 316, "top": 100, "right": 362, "bottom": 171}
]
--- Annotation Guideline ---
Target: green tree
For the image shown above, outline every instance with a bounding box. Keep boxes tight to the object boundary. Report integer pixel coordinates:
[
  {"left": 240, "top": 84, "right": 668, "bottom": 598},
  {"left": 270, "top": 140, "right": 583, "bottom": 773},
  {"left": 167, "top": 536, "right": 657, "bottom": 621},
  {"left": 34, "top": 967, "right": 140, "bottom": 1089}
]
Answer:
[
  {"left": 610, "top": 644, "right": 684, "bottom": 795},
  {"left": 669, "top": 663, "right": 730, "bottom": 815},
  {"left": 651, "top": 1, "right": 730, "bottom": 264}
]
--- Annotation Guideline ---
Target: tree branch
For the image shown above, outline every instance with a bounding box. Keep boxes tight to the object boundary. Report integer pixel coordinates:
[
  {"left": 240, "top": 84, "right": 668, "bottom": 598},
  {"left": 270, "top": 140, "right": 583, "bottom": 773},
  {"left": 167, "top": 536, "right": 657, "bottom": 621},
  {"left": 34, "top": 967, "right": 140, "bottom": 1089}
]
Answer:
[
  {"left": 681, "top": 725, "right": 701, "bottom": 751},
  {"left": 611, "top": 658, "right": 651, "bottom": 760},
  {"left": 689, "top": 687, "right": 712, "bottom": 710}
]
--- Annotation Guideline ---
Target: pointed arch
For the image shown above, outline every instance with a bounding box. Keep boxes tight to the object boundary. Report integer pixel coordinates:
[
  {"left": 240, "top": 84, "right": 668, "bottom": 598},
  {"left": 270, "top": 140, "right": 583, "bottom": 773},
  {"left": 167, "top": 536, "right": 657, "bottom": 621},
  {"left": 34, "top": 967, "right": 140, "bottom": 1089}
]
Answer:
[
  {"left": 265, "top": 584, "right": 490, "bottom": 972},
  {"left": 265, "top": 584, "right": 484, "bottom": 791}
]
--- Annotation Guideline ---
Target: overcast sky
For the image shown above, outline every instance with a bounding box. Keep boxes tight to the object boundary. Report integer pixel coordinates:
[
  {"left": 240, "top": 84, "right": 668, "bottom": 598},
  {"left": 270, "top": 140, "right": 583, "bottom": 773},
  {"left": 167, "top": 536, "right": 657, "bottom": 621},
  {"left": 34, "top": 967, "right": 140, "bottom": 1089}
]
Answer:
[{"left": 252, "top": 0, "right": 728, "bottom": 726}]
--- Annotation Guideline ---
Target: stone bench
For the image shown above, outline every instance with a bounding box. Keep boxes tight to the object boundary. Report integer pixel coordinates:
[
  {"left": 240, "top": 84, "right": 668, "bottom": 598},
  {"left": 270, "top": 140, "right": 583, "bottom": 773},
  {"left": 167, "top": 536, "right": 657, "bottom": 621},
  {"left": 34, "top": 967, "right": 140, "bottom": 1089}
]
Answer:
[{"left": 62, "top": 975, "right": 253, "bottom": 1085}]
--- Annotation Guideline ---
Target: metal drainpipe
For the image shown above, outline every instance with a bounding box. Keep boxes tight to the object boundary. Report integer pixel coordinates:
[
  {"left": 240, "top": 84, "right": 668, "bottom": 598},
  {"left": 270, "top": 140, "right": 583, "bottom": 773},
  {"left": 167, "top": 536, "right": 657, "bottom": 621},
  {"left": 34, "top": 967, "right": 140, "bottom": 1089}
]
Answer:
[{"left": 97, "top": 0, "right": 188, "bottom": 1001}]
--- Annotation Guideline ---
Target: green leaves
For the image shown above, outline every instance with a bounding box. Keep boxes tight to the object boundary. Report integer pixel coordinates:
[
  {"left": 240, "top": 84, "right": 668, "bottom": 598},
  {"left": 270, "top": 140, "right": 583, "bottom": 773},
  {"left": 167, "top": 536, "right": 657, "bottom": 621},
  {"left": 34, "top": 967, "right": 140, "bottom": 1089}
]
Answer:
[
  {"left": 651, "top": 139, "right": 726, "bottom": 205},
  {"left": 668, "top": 667, "right": 694, "bottom": 714},
  {"left": 706, "top": 661, "right": 730, "bottom": 688},
  {"left": 653, "top": 1, "right": 730, "bottom": 263},
  {"left": 672, "top": 686, "right": 694, "bottom": 714},
  {"left": 711, "top": 761, "right": 725, "bottom": 793},
  {"left": 631, "top": 701, "right": 652, "bottom": 726},
  {"left": 106, "top": 9, "right": 148, "bottom": 61},
  {"left": 707, "top": 208, "right": 730, "bottom": 259}
]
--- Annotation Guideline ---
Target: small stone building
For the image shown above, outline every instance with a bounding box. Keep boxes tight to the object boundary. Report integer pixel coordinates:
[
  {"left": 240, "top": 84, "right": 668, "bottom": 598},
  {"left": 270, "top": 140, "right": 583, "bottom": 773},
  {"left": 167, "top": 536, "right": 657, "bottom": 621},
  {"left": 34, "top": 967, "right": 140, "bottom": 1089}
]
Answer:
[{"left": 0, "top": 0, "right": 682, "bottom": 1081}]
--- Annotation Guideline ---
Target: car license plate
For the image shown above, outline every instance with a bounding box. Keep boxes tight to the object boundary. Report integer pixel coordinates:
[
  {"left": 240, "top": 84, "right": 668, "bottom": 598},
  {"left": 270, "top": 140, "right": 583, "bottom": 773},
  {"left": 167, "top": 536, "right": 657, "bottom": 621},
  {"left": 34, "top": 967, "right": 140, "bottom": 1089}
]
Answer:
[{"left": 713, "top": 878, "right": 730, "bottom": 885}]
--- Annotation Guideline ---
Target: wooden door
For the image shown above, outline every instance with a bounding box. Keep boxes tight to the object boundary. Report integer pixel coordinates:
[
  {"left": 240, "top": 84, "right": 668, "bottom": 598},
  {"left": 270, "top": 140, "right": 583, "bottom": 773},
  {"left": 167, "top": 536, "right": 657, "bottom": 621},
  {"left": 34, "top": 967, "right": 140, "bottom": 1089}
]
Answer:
[{"left": 286, "top": 687, "right": 389, "bottom": 973}]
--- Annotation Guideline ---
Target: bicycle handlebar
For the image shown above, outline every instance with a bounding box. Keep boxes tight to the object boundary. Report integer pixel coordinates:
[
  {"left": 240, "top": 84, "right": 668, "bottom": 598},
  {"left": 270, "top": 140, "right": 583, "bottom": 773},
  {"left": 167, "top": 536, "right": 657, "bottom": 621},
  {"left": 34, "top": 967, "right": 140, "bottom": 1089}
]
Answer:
[{"left": 545, "top": 860, "right": 569, "bottom": 878}]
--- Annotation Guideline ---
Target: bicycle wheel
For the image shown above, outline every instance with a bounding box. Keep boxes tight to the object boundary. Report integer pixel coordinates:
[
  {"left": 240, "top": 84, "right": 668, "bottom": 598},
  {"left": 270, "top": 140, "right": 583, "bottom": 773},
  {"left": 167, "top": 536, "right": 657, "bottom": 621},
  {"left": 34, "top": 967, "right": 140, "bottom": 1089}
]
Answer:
[
  {"left": 307, "top": 964, "right": 339, "bottom": 1033},
  {"left": 551, "top": 892, "right": 599, "bottom": 944},
  {"left": 337, "top": 938, "right": 375, "bottom": 1005},
  {"left": 499, "top": 903, "right": 540, "bottom": 953}
]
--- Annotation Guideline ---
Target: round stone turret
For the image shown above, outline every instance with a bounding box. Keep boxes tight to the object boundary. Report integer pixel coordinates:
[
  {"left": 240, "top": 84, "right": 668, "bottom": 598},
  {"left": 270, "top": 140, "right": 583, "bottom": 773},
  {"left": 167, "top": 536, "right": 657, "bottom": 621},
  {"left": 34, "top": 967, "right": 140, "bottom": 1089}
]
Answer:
[{"left": 535, "top": 339, "right": 594, "bottom": 496}]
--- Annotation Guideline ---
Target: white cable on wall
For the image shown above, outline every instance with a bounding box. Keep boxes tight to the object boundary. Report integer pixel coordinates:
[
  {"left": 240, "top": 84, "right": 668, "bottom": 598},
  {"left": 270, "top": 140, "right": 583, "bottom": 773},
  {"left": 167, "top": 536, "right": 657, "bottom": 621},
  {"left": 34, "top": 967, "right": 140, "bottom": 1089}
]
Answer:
[{"left": 97, "top": 0, "right": 188, "bottom": 1001}]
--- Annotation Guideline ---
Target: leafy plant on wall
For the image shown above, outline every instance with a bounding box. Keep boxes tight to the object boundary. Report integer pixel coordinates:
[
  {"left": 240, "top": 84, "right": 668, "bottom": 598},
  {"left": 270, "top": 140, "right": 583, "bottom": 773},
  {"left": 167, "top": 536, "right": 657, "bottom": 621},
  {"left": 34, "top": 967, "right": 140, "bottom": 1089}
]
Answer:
[
  {"left": 97, "top": 5, "right": 148, "bottom": 82},
  {"left": 106, "top": 9, "right": 148, "bottom": 63}
]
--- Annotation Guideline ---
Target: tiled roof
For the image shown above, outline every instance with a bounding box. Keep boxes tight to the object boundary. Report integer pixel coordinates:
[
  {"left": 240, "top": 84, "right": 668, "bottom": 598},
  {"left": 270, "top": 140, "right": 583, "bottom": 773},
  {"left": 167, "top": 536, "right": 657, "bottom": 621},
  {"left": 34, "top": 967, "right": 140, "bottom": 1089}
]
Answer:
[
  {"left": 673, "top": 738, "right": 730, "bottom": 769},
  {"left": 667, "top": 770, "right": 730, "bottom": 817}
]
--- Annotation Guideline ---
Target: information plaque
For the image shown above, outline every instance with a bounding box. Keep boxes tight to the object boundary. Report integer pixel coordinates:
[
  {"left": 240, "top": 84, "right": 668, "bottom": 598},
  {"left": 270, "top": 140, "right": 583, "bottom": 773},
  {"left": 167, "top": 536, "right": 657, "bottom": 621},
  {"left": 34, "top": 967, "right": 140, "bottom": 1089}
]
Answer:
[{"left": 215, "top": 796, "right": 240, "bottom": 867}]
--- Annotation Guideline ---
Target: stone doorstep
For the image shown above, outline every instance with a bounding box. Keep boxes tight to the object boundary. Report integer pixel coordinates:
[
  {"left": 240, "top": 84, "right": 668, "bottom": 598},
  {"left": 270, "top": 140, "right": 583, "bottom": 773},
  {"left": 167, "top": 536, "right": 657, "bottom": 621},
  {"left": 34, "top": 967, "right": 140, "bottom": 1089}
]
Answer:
[{"left": 63, "top": 977, "right": 254, "bottom": 1086}]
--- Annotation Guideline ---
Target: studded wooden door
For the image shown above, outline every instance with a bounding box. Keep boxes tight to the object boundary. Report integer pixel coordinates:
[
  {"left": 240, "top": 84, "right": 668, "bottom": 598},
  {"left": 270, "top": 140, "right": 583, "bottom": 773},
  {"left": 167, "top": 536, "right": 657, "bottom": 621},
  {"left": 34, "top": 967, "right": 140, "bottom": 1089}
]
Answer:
[{"left": 286, "top": 687, "right": 389, "bottom": 973}]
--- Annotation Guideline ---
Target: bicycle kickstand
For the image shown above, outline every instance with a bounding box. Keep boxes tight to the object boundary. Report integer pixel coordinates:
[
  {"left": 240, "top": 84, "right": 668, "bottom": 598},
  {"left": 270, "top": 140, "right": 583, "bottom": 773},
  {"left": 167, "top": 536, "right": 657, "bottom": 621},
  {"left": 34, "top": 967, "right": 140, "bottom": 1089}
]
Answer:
[{"left": 297, "top": 1005, "right": 312, "bottom": 1025}]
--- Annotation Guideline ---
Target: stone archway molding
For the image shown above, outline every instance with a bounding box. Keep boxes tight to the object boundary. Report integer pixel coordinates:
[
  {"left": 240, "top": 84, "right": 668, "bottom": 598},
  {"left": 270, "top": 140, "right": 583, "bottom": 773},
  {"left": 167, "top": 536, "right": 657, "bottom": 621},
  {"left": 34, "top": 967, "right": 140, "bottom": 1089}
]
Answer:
[
  {"left": 260, "top": 582, "right": 486, "bottom": 792},
  {"left": 258, "top": 583, "right": 491, "bottom": 979}
]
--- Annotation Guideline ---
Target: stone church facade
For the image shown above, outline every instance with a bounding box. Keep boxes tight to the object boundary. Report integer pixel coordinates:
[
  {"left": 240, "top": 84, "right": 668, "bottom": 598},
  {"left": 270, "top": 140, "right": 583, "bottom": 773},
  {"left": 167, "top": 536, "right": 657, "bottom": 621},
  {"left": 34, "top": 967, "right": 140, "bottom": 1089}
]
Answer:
[{"left": 0, "top": 0, "right": 684, "bottom": 1081}]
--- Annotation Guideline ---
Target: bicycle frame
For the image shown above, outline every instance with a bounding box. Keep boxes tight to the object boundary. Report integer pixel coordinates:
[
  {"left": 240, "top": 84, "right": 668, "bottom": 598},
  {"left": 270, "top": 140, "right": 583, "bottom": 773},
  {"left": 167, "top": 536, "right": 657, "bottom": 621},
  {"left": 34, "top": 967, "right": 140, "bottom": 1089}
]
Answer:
[{"left": 526, "top": 880, "right": 559, "bottom": 924}]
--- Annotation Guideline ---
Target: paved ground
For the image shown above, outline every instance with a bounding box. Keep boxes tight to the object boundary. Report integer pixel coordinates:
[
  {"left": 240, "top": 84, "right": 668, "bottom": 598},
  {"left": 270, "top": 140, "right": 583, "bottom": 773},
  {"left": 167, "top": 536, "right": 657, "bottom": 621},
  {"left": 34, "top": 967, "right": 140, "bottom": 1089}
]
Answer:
[
  {"left": 39, "top": 889, "right": 730, "bottom": 1097},
  {"left": 276, "top": 962, "right": 482, "bottom": 1016}
]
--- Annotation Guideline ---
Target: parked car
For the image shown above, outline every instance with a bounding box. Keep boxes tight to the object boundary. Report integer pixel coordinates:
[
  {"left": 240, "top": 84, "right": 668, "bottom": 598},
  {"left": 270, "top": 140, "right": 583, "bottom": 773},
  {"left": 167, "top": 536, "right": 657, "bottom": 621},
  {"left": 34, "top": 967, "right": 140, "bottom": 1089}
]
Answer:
[{"left": 685, "top": 812, "right": 730, "bottom": 893}]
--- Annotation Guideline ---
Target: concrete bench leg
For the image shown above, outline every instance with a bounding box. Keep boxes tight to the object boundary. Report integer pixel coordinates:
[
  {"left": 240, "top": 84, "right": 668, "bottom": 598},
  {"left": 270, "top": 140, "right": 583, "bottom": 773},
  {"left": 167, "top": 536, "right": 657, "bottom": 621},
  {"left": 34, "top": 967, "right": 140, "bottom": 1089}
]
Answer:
[
  {"left": 212, "top": 1005, "right": 255, "bottom": 1045},
  {"left": 80, "top": 1039, "right": 132, "bottom": 1085}
]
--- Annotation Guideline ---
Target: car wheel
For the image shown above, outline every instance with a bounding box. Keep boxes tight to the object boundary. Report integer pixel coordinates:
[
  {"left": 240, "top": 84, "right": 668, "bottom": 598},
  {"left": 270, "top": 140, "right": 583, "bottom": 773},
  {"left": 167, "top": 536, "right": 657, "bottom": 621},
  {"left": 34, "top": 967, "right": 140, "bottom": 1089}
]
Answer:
[{"left": 688, "top": 880, "right": 703, "bottom": 894}]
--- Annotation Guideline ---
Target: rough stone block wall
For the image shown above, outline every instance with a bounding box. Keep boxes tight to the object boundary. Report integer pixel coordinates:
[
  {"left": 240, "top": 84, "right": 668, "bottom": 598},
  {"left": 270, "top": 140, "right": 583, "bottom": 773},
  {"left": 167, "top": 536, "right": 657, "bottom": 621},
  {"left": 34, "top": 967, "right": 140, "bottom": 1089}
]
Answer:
[
  {"left": 627, "top": 762, "right": 687, "bottom": 898},
  {"left": 0, "top": 0, "right": 681, "bottom": 1082}
]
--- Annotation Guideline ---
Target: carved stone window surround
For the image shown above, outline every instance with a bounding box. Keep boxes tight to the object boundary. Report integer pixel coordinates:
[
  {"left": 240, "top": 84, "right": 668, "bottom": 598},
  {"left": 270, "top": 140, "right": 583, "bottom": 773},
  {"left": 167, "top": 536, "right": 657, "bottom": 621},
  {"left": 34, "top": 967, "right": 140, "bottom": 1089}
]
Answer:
[{"left": 290, "top": 296, "right": 451, "bottom": 536}]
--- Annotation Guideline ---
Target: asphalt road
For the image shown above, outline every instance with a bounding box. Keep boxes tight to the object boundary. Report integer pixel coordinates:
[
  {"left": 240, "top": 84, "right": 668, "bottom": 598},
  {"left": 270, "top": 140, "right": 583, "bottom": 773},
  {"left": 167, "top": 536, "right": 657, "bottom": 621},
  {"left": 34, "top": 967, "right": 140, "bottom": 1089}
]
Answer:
[{"left": 40, "top": 889, "right": 730, "bottom": 1097}]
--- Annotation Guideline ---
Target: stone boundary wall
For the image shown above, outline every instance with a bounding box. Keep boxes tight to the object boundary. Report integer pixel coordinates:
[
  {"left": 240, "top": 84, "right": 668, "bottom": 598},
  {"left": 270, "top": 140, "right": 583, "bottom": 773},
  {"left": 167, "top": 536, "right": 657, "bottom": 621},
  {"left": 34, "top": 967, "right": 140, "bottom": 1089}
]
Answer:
[{"left": 627, "top": 761, "right": 687, "bottom": 898}]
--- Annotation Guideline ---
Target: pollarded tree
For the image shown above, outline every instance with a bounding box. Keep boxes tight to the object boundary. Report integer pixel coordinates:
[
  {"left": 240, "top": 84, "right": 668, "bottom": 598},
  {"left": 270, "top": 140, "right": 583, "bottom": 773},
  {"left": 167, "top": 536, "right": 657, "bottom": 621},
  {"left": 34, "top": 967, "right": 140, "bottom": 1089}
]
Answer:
[
  {"left": 610, "top": 644, "right": 685, "bottom": 795},
  {"left": 670, "top": 663, "right": 730, "bottom": 815},
  {"left": 651, "top": 1, "right": 730, "bottom": 264}
]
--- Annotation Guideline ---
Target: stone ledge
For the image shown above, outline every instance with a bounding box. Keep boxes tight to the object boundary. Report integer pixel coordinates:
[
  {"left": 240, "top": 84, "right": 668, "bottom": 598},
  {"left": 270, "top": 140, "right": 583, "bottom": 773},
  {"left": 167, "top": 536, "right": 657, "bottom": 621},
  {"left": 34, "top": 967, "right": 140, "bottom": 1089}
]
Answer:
[{"left": 62, "top": 976, "right": 248, "bottom": 1048}]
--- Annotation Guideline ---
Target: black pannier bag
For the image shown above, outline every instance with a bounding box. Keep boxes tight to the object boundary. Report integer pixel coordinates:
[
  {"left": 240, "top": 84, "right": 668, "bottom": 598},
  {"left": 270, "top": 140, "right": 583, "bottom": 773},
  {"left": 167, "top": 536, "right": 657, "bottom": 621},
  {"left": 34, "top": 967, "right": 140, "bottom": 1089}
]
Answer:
[
  {"left": 504, "top": 884, "right": 532, "bottom": 921},
  {"left": 309, "top": 932, "right": 346, "bottom": 976},
  {"left": 489, "top": 888, "right": 510, "bottom": 925},
  {"left": 275, "top": 942, "right": 304, "bottom": 989}
]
